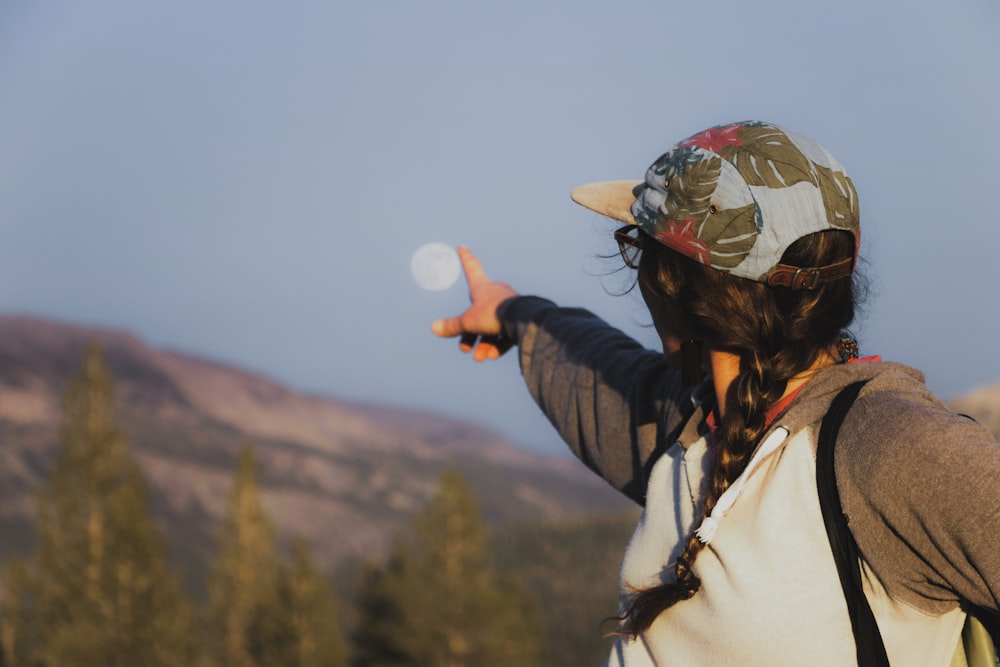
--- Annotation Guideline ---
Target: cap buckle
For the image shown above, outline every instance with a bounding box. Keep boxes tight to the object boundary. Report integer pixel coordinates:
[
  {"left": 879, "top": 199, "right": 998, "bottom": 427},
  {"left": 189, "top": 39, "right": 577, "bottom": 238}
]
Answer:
[{"left": 793, "top": 267, "right": 821, "bottom": 290}]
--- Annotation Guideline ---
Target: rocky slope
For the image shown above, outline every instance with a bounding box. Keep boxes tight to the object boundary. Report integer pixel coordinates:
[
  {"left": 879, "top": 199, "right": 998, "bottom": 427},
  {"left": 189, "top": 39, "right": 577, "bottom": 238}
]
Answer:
[{"left": 0, "top": 315, "right": 629, "bottom": 576}]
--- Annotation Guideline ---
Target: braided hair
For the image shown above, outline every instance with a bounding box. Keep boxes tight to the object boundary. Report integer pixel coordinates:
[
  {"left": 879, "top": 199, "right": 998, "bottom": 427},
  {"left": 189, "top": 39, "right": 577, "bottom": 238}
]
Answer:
[{"left": 621, "top": 228, "right": 861, "bottom": 637}]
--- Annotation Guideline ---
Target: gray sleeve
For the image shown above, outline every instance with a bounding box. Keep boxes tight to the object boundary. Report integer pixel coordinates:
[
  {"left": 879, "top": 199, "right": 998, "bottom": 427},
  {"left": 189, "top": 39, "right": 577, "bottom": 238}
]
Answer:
[
  {"left": 498, "top": 296, "right": 696, "bottom": 505},
  {"left": 839, "top": 385, "right": 1000, "bottom": 614}
]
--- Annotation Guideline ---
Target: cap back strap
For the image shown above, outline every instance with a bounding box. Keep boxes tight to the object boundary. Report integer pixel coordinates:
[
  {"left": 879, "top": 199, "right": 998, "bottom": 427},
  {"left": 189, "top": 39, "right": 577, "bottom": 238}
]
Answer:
[{"left": 765, "top": 257, "right": 854, "bottom": 290}]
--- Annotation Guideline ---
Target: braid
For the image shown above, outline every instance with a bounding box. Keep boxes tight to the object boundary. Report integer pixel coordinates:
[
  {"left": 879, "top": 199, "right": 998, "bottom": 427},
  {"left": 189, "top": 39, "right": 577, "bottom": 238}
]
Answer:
[{"left": 620, "top": 229, "right": 859, "bottom": 638}]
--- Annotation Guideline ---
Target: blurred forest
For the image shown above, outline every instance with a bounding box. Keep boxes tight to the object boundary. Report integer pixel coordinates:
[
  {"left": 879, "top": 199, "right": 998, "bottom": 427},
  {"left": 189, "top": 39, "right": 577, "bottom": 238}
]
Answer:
[{"left": 0, "top": 346, "right": 636, "bottom": 666}]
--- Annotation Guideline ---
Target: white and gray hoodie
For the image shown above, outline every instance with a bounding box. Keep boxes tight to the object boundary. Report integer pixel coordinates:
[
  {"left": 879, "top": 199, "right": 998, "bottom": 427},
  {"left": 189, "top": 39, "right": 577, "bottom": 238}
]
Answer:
[{"left": 499, "top": 296, "right": 1000, "bottom": 667}]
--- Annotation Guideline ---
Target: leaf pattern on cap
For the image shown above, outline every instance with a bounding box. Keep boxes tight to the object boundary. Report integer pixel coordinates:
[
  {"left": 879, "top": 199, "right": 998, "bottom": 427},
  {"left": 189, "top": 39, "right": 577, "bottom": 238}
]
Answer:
[
  {"left": 644, "top": 151, "right": 759, "bottom": 270},
  {"left": 721, "top": 125, "right": 816, "bottom": 189},
  {"left": 647, "top": 145, "right": 704, "bottom": 181},
  {"left": 660, "top": 153, "right": 720, "bottom": 222},
  {"left": 815, "top": 164, "right": 859, "bottom": 232},
  {"left": 699, "top": 204, "right": 758, "bottom": 269}
]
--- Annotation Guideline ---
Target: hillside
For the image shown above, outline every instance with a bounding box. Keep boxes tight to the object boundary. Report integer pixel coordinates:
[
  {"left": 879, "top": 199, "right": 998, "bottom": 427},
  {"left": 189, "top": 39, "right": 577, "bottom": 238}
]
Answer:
[
  {"left": 0, "top": 315, "right": 630, "bottom": 580},
  {"left": 950, "top": 384, "right": 1000, "bottom": 440}
]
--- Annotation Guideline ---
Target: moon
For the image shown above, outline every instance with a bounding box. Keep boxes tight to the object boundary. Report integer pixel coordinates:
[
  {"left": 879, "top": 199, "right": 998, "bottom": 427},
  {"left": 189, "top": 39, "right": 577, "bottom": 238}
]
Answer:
[{"left": 410, "top": 242, "right": 461, "bottom": 291}]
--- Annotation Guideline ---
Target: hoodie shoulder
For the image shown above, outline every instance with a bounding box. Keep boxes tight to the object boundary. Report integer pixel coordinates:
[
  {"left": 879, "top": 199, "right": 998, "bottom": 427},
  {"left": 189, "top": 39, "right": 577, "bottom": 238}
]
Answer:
[{"left": 826, "top": 363, "right": 1000, "bottom": 614}]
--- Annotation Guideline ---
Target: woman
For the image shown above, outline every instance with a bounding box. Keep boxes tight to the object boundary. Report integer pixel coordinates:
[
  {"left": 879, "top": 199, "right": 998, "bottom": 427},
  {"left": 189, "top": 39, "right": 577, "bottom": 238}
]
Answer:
[{"left": 431, "top": 121, "right": 1000, "bottom": 665}]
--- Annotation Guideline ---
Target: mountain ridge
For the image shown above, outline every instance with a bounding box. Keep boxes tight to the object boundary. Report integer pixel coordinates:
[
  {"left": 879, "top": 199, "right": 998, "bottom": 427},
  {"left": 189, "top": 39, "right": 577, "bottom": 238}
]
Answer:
[{"left": 0, "top": 314, "right": 629, "bottom": 579}]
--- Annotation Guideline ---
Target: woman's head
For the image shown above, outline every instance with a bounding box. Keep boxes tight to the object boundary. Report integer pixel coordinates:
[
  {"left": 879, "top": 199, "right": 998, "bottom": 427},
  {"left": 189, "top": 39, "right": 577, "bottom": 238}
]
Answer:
[{"left": 591, "top": 120, "right": 864, "bottom": 378}]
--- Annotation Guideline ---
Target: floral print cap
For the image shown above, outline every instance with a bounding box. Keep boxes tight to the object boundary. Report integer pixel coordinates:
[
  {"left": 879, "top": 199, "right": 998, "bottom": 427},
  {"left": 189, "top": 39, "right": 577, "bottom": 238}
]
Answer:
[{"left": 572, "top": 121, "right": 859, "bottom": 283}]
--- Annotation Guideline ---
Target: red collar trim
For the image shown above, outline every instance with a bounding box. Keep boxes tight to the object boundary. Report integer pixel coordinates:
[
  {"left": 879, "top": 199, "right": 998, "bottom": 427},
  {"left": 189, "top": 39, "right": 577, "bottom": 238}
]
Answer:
[{"left": 706, "top": 385, "right": 805, "bottom": 435}]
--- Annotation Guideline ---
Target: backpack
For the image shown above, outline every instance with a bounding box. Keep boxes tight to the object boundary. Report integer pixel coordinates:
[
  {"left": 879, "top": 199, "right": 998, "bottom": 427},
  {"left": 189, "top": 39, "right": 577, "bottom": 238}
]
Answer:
[{"left": 816, "top": 381, "right": 1000, "bottom": 667}]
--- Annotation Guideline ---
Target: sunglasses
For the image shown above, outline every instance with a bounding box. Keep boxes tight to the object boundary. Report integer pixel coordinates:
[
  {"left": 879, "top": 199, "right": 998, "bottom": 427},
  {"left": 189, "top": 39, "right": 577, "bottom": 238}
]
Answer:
[{"left": 614, "top": 225, "right": 643, "bottom": 269}]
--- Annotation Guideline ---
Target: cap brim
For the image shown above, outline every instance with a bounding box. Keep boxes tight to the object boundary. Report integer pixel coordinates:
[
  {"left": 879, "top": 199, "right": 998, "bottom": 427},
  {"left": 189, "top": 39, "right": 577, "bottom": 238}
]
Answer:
[{"left": 570, "top": 180, "right": 643, "bottom": 225}]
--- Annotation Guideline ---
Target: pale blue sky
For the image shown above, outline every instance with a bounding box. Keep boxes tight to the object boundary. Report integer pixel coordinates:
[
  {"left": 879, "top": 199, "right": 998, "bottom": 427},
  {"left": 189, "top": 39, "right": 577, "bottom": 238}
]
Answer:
[{"left": 2, "top": 0, "right": 998, "bottom": 454}]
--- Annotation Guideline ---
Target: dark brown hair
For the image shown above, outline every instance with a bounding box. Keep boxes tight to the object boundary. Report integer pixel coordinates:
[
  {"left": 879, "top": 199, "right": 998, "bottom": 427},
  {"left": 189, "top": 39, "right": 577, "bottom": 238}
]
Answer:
[{"left": 621, "top": 229, "right": 861, "bottom": 637}]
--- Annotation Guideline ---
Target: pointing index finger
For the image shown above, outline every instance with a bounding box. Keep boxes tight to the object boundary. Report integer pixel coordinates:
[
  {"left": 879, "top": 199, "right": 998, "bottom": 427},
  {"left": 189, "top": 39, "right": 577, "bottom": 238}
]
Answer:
[{"left": 457, "top": 246, "right": 489, "bottom": 289}]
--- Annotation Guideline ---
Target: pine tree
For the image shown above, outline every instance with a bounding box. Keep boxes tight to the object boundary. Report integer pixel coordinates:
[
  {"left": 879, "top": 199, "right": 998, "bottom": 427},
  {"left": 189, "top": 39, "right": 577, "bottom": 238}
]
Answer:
[
  {"left": 206, "top": 447, "right": 280, "bottom": 667},
  {"left": 350, "top": 471, "right": 543, "bottom": 667},
  {"left": 206, "top": 447, "right": 348, "bottom": 667},
  {"left": 1, "top": 558, "right": 39, "bottom": 667},
  {"left": 259, "top": 540, "right": 348, "bottom": 667},
  {"left": 18, "top": 344, "right": 200, "bottom": 667},
  {"left": 349, "top": 542, "right": 416, "bottom": 667}
]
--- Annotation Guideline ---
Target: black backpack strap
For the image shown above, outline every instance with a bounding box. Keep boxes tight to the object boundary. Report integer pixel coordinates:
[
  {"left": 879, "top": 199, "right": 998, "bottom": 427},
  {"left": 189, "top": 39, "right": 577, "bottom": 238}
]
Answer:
[{"left": 816, "top": 380, "right": 891, "bottom": 667}]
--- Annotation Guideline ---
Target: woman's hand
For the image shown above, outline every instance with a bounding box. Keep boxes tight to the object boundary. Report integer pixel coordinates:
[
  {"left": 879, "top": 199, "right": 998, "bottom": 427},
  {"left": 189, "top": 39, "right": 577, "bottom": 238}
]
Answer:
[{"left": 431, "top": 246, "right": 519, "bottom": 362}]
